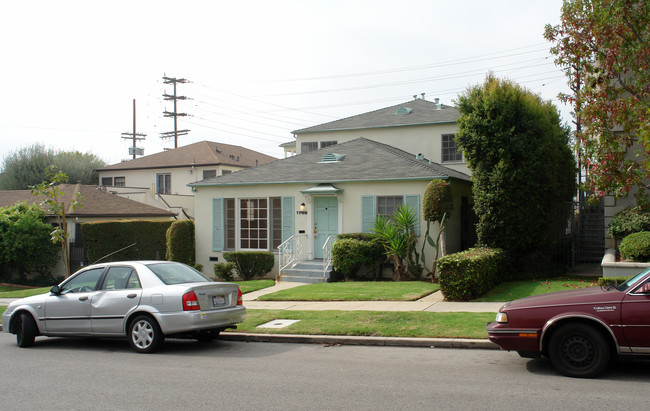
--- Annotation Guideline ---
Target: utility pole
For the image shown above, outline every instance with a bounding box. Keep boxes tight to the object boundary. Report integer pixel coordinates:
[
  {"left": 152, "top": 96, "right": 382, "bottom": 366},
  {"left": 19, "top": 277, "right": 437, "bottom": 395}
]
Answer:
[
  {"left": 160, "top": 76, "right": 189, "bottom": 148},
  {"left": 121, "top": 99, "right": 146, "bottom": 159}
]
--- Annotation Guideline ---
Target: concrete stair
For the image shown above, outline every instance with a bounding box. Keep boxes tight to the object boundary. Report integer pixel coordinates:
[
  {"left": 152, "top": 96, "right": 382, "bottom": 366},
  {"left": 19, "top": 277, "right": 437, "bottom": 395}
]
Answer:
[{"left": 279, "top": 259, "right": 332, "bottom": 283}]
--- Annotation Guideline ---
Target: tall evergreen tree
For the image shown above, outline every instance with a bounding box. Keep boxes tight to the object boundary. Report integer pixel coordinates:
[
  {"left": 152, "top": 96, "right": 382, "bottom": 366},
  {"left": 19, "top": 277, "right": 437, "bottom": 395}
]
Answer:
[{"left": 456, "top": 74, "right": 577, "bottom": 275}]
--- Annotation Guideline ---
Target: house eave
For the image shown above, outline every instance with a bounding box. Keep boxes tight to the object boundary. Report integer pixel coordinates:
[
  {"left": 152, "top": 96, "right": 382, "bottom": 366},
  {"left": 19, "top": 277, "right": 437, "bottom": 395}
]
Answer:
[{"left": 189, "top": 175, "right": 453, "bottom": 188}]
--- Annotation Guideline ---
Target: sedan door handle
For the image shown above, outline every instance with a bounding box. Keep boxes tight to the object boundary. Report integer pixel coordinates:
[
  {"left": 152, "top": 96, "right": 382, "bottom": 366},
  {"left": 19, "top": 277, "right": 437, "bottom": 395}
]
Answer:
[
  {"left": 127, "top": 294, "right": 137, "bottom": 299},
  {"left": 79, "top": 296, "right": 89, "bottom": 301}
]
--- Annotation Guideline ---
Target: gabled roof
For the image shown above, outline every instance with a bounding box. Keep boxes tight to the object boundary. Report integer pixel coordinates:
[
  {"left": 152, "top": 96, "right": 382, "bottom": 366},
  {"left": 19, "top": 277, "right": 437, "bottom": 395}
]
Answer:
[
  {"left": 292, "top": 99, "right": 459, "bottom": 134},
  {"left": 96, "top": 140, "right": 277, "bottom": 171},
  {"left": 190, "top": 137, "right": 470, "bottom": 187},
  {"left": 0, "top": 184, "right": 176, "bottom": 218}
]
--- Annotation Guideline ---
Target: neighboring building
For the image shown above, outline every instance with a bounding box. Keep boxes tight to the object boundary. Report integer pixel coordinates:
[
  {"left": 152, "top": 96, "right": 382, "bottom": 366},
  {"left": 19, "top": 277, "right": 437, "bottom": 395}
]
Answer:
[
  {"left": 283, "top": 97, "right": 469, "bottom": 176},
  {"left": 96, "top": 140, "right": 277, "bottom": 219},
  {"left": 190, "top": 138, "right": 473, "bottom": 281},
  {"left": 0, "top": 184, "right": 176, "bottom": 277}
]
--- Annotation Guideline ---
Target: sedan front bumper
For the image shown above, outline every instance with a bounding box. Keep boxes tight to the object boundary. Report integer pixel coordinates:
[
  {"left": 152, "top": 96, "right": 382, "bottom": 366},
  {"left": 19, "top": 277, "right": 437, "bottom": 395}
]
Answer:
[{"left": 486, "top": 321, "right": 540, "bottom": 352}]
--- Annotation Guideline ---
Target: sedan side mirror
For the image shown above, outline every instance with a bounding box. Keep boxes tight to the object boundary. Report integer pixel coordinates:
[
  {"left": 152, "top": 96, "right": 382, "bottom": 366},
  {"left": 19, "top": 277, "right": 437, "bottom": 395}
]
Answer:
[{"left": 50, "top": 285, "right": 61, "bottom": 295}]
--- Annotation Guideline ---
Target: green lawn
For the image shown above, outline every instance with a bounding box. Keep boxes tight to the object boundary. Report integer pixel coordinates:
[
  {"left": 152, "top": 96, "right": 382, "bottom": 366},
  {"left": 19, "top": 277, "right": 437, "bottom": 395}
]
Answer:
[
  {"left": 235, "top": 309, "right": 493, "bottom": 339},
  {"left": 0, "top": 286, "right": 50, "bottom": 299},
  {"left": 257, "top": 281, "right": 439, "bottom": 302},
  {"left": 474, "top": 276, "right": 600, "bottom": 301},
  {"left": 235, "top": 279, "right": 275, "bottom": 294}
]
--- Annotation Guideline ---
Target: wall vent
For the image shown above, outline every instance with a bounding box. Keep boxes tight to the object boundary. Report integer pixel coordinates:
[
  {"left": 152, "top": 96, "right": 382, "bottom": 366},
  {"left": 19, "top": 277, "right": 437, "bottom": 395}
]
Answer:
[{"left": 321, "top": 153, "right": 345, "bottom": 163}]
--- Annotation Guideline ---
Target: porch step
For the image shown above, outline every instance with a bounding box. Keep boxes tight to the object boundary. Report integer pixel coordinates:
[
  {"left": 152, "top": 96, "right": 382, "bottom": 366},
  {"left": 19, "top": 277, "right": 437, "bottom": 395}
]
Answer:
[{"left": 279, "top": 260, "right": 333, "bottom": 283}]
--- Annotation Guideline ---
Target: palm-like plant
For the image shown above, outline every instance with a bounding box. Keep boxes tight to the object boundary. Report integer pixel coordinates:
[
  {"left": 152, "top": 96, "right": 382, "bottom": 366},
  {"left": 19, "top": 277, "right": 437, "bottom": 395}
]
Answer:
[{"left": 371, "top": 205, "right": 419, "bottom": 281}]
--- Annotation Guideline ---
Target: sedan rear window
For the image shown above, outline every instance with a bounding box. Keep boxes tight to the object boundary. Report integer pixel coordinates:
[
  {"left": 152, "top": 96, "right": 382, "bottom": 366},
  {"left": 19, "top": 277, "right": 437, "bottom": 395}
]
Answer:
[{"left": 147, "top": 263, "right": 212, "bottom": 285}]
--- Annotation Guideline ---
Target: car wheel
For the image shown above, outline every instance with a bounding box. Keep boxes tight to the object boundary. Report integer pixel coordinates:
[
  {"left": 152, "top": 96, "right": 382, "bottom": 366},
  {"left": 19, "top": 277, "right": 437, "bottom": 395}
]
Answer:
[
  {"left": 128, "top": 315, "right": 164, "bottom": 354},
  {"left": 194, "top": 330, "right": 220, "bottom": 342},
  {"left": 548, "top": 323, "right": 610, "bottom": 378},
  {"left": 16, "top": 312, "right": 37, "bottom": 348}
]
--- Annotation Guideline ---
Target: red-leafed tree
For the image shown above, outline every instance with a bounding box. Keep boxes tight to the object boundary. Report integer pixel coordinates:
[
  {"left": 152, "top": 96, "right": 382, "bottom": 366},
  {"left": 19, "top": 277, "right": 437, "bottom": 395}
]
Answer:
[{"left": 544, "top": 0, "right": 650, "bottom": 204}]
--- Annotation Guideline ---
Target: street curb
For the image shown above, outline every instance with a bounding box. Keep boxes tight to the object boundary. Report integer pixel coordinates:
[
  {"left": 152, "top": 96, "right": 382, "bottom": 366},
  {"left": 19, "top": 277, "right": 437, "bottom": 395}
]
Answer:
[
  {"left": 0, "top": 325, "right": 498, "bottom": 349},
  {"left": 221, "top": 332, "right": 499, "bottom": 350}
]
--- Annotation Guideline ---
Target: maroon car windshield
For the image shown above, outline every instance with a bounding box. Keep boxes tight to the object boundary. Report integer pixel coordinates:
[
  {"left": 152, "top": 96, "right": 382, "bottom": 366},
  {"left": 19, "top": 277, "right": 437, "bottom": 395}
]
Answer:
[{"left": 147, "top": 263, "right": 212, "bottom": 285}]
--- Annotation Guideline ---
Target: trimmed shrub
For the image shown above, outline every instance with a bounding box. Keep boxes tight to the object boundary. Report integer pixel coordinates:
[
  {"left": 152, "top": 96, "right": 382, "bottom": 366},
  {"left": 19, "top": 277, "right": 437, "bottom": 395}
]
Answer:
[
  {"left": 598, "top": 276, "right": 632, "bottom": 288},
  {"left": 223, "top": 251, "right": 274, "bottom": 280},
  {"left": 423, "top": 180, "right": 453, "bottom": 222},
  {"left": 82, "top": 220, "right": 174, "bottom": 263},
  {"left": 619, "top": 232, "right": 650, "bottom": 262},
  {"left": 438, "top": 247, "right": 504, "bottom": 301},
  {"left": 337, "top": 233, "right": 377, "bottom": 242},
  {"left": 213, "top": 262, "right": 236, "bottom": 281},
  {"left": 166, "top": 220, "right": 196, "bottom": 266},
  {"left": 608, "top": 206, "right": 650, "bottom": 240},
  {"left": 331, "top": 236, "right": 385, "bottom": 281}
]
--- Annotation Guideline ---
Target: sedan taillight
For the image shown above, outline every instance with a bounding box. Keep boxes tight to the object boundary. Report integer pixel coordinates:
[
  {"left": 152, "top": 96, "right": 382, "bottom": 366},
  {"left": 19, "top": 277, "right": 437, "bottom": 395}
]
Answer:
[
  {"left": 237, "top": 288, "right": 243, "bottom": 305},
  {"left": 183, "top": 291, "right": 200, "bottom": 311}
]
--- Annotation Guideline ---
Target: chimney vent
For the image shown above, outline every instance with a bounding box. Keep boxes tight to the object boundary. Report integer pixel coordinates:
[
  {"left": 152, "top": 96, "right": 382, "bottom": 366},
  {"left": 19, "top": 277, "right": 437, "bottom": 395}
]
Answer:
[{"left": 421, "top": 93, "right": 425, "bottom": 100}]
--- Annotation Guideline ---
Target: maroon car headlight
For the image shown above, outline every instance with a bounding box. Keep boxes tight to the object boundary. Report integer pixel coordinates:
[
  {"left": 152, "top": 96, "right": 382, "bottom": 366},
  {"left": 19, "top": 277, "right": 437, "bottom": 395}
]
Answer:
[{"left": 495, "top": 312, "right": 508, "bottom": 324}]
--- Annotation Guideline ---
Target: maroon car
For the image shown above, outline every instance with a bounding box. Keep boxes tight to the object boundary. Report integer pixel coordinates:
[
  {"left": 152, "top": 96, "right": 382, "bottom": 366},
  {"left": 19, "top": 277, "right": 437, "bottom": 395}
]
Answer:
[{"left": 487, "top": 268, "right": 650, "bottom": 378}]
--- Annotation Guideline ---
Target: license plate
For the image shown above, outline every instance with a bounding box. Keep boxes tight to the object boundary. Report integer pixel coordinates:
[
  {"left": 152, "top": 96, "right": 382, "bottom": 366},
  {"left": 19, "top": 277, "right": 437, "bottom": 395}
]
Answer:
[{"left": 212, "top": 295, "right": 226, "bottom": 307}]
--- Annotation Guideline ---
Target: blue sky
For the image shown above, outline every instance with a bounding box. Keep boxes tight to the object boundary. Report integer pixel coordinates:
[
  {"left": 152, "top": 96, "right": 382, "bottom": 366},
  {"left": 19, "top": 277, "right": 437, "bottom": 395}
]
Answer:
[{"left": 0, "top": 0, "right": 570, "bottom": 166}]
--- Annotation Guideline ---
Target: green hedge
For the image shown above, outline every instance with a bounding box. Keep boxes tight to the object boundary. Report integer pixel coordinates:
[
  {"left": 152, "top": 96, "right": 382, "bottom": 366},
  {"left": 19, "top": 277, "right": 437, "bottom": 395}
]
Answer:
[
  {"left": 214, "top": 262, "right": 236, "bottom": 281},
  {"left": 438, "top": 247, "right": 504, "bottom": 301},
  {"left": 331, "top": 235, "right": 384, "bottom": 281},
  {"left": 223, "top": 251, "right": 274, "bottom": 280},
  {"left": 82, "top": 220, "right": 174, "bottom": 264},
  {"left": 598, "top": 276, "right": 632, "bottom": 287},
  {"left": 619, "top": 232, "right": 650, "bottom": 262},
  {"left": 166, "top": 220, "right": 195, "bottom": 266},
  {"left": 608, "top": 206, "right": 650, "bottom": 239}
]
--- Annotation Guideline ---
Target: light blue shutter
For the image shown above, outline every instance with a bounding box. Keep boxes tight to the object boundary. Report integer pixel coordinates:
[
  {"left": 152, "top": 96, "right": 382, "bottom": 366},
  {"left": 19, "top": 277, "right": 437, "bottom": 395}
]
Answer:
[
  {"left": 404, "top": 194, "right": 420, "bottom": 236},
  {"left": 361, "top": 196, "right": 376, "bottom": 233},
  {"left": 281, "top": 196, "right": 294, "bottom": 244},
  {"left": 212, "top": 198, "right": 224, "bottom": 251}
]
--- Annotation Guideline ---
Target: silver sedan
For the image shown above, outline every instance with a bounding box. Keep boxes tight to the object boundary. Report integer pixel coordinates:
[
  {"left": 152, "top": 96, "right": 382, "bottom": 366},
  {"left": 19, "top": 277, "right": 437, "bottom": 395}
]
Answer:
[{"left": 1, "top": 261, "right": 246, "bottom": 353}]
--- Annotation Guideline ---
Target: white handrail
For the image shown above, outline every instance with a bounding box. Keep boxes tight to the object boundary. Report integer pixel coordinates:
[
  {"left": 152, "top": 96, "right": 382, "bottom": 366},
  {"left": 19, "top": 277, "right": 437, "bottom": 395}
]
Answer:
[
  {"left": 278, "top": 234, "right": 308, "bottom": 273},
  {"left": 322, "top": 235, "right": 337, "bottom": 276}
]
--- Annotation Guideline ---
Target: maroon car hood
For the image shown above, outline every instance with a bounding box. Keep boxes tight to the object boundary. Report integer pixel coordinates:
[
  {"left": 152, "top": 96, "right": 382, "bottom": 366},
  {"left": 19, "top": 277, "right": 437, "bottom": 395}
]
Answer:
[{"left": 506, "top": 286, "right": 625, "bottom": 310}]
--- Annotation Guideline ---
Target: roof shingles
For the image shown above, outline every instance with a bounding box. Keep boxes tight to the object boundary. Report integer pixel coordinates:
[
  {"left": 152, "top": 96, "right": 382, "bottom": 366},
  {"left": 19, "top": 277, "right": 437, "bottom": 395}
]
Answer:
[
  {"left": 97, "top": 140, "right": 277, "bottom": 171},
  {"left": 0, "top": 184, "right": 176, "bottom": 218},
  {"left": 190, "top": 137, "right": 470, "bottom": 187},
  {"left": 292, "top": 99, "right": 459, "bottom": 134}
]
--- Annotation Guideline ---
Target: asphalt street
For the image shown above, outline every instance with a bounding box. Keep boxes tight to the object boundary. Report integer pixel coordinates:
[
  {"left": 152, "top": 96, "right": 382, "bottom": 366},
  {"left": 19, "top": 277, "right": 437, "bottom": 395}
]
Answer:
[{"left": 1, "top": 333, "right": 649, "bottom": 410}]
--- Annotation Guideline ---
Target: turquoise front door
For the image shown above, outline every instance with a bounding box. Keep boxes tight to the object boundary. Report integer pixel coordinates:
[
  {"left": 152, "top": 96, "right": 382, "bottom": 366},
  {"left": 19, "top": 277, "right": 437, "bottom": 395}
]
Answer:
[{"left": 314, "top": 197, "right": 338, "bottom": 258}]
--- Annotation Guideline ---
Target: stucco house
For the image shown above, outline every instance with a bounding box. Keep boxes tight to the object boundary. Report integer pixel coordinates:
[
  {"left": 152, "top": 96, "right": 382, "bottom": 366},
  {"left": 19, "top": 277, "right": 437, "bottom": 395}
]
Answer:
[
  {"left": 190, "top": 137, "right": 473, "bottom": 282},
  {"left": 0, "top": 184, "right": 176, "bottom": 277},
  {"left": 283, "top": 96, "right": 469, "bottom": 176},
  {"left": 96, "top": 140, "right": 277, "bottom": 219},
  {"left": 189, "top": 97, "right": 473, "bottom": 281}
]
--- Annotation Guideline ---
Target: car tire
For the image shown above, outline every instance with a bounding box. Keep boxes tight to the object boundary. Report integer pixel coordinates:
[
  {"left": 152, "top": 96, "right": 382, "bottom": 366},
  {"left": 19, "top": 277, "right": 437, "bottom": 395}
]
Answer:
[
  {"left": 548, "top": 323, "right": 610, "bottom": 378},
  {"left": 194, "top": 330, "right": 220, "bottom": 342},
  {"left": 16, "top": 312, "right": 37, "bottom": 348},
  {"left": 128, "top": 315, "right": 164, "bottom": 354}
]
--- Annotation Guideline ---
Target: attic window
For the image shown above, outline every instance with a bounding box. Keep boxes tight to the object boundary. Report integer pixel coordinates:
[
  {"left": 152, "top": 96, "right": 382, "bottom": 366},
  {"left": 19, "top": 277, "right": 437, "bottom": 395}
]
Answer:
[
  {"left": 396, "top": 107, "right": 413, "bottom": 115},
  {"left": 321, "top": 153, "right": 345, "bottom": 163}
]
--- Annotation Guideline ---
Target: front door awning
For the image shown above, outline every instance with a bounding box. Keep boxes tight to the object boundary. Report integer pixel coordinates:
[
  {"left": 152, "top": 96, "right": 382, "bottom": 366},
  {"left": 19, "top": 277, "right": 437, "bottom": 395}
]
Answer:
[{"left": 300, "top": 183, "right": 343, "bottom": 195}]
